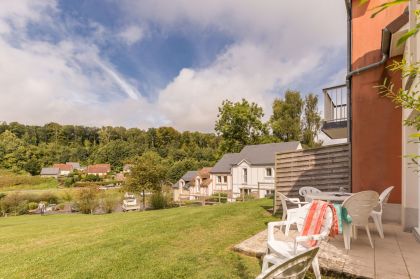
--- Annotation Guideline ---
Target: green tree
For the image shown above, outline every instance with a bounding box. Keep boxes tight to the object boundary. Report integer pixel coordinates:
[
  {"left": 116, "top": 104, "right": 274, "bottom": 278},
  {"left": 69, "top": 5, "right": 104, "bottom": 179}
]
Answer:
[
  {"left": 270, "top": 90, "right": 303, "bottom": 142},
  {"left": 302, "top": 94, "right": 322, "bottom": 148},
  {"left": 215, "top": 99, "right": 268, "bottom": 153},
  {"left": 126, "top": 151, "right": 168, "bottom": 209}
]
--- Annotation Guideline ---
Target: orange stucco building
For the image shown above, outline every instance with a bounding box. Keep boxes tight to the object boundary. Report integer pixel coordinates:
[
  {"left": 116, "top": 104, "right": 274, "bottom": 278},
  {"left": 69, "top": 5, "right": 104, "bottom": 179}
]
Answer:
[
  {"left": 350, "top": 1, "right": 406, "bottom": 203},
  {"left": 323, "top": 0, "right": 420, "bottom": 232}
]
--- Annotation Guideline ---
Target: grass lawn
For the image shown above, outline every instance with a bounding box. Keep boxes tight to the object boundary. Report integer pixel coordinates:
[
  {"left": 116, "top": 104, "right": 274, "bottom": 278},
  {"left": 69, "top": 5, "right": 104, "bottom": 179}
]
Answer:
[{"left": 0, "top": 199, "right": 277, "bottom": 279}]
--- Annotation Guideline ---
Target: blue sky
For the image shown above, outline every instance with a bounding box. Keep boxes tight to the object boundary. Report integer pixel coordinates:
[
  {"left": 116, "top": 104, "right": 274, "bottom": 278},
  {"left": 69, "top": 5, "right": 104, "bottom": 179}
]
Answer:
[{"left": 0, "top": 0, "right": 347, "bottom": 132}]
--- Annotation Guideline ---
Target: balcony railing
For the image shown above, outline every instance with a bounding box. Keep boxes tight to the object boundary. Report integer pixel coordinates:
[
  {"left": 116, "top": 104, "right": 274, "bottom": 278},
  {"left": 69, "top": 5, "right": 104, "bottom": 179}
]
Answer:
[{"left": 323, "top": 84, "right": 347, "bottom": 122}]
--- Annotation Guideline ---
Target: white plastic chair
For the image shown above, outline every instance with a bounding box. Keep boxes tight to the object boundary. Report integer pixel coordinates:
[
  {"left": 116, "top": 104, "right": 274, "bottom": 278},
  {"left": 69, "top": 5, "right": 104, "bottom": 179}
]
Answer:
[
  {"left": 370, "top": 186, "right": 394, "bottom": 239},
  {"left": 298, "top": 187, "right": 321, "bottom": 202},
  {"left": 264, "top": 202, "right": 334, "bottom": 279},
  {"left": 257, "top": 247, "right": 319, "bottom": 279},
  {"left": 342, "top": 191, "right": 379, "bottom": 250},
  {"left": 278, "top": 193, "right": 308, "bottom": 235}
]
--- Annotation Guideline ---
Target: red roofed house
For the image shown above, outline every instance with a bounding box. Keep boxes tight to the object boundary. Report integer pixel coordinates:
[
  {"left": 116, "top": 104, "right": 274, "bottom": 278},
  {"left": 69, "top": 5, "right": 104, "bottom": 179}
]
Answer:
[
  {"left": 53, "top": 163, "right": 73, "bottom": 176},
  {"left": 87, "top": 164, "right": 111, "bottom": 177}
]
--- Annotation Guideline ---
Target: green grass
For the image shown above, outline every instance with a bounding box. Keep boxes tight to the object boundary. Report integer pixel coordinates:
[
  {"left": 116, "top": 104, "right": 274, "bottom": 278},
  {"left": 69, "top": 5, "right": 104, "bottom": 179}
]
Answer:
[{"left": 0, "top": 199, "right": 276, "bottom": 279}]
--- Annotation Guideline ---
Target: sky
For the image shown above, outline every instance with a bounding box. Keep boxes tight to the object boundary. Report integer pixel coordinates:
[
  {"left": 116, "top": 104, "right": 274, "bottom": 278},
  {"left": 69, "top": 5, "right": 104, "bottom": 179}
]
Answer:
[{"left": 0, "top": 0, "right": 347, "bottom": 133}]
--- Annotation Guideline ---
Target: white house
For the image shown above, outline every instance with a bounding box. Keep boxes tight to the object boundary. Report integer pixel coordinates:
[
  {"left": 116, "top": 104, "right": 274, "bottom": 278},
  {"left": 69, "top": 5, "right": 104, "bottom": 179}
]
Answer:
[
  {"left": 210, "top": 153, "right": 241, "bottom": 199},
  {"left": 173, "top": 168, "right": 213, "bottom": 201},
  {"left": 53, "top": 163, "right": 73, "bottom": 176},
  {"left": 172, "top": 170, "right": 197, "bottom": 201},
  {"left": 211, "top": 142, "right": 302, "bottom": 199}
]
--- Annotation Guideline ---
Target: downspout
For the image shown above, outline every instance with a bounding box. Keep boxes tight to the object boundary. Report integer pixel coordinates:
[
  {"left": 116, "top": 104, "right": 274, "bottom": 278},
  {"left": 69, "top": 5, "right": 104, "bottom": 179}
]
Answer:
[{"left": 345, "top": 0, "right": 352, "bottom": 192}]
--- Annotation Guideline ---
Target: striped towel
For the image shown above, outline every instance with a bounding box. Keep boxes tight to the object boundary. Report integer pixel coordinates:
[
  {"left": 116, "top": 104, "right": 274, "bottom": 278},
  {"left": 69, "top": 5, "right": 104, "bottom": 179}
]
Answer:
[{"left": 301, "top": 200, "right": 339, "bottom": 247}]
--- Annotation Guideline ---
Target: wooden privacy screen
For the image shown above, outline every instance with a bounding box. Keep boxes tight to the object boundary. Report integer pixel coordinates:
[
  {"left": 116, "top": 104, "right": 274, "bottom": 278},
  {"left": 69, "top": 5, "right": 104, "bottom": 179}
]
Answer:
[{"left": 274, "top": 143, "right": 350, "bottom": 211}]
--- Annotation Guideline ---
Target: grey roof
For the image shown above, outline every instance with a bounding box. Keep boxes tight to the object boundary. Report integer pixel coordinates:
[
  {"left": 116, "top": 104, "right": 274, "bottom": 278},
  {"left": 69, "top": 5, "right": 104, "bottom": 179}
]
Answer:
[
  {"left": 41, "top": 167, "right": 60, "bottom": 175},
  {"left": 210, "top": 153, "right": 242, "bottom": 174},
  {"left": 237, "top": 141, "right": 301, "bottom": 165},
  {"left": 181, "top": 170, "right": 198, "bottom": 182}
]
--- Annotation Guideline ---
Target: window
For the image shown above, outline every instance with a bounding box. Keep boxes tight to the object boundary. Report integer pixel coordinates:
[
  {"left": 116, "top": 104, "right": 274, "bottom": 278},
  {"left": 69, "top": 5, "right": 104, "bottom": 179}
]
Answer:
[
  {"left": 223, "top": 176, "right": 228, "bottom": 183},
  {"left": 266, "top": 168, "right": 273, "bottom": 177},
  {"left": 242, "top": 168, "right": 248, "bottom": 183},
  {"left": 217, "top": 176, "right": 222, "bottom": 183}
]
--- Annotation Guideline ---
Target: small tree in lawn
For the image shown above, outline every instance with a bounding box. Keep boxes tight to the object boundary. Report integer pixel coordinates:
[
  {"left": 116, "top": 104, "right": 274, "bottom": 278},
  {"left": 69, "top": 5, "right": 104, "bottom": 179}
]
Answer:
[{"left": 126, "top": 151, "right": 168, "bottom": 210}]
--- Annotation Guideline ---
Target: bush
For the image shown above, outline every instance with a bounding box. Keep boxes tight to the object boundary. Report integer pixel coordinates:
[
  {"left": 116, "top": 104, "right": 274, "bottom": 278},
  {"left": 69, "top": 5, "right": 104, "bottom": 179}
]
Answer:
[
  {"left": 38, "top": 192, "right": 59, "bottom": 204},
  {"left": 56, "top": 203, "right": 65, "bottom": 210},
  {"left": 149, "top": 191, "right": 169, "bottom": 210},
  {"left": 64, "top": 177, "right": 75, "bottom": 187},
  {"left": 100, "top": 195, "right": 119, "bottom": 213},
  {"left": 76, "top": 188, "right": 98, "bottom": 214},
  {"left": 0, "top": 192, "right": 28, "bottom": 215},
  {"left": 83, "top": 175, "right": 102, "bottom": 182},
  {"left": 61, "top": 190, "right": 74, "bottom": 202},
  {"left": 28, "top": 202, "right": 39, "bottom": 210}
]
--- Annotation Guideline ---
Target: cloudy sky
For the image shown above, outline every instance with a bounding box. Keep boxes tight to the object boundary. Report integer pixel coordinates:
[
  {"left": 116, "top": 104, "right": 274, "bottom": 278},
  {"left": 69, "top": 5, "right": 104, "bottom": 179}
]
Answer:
[{"left": 0, "top": 0, "right": 347, "bottom": 132}]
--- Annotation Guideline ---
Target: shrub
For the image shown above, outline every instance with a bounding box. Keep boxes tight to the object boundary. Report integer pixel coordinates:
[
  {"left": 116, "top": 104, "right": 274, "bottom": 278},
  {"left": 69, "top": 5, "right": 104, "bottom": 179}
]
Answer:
[
  {"left": 28, "top": 202, "right": 39, "bottom": 210},
  {"left": 38, "top": 192, "right": 59, "bottom": 204},
  {"left": 149, "top": 191, "right": 169, "bottom": 210},
  {"left": 83, "top": 175, "right": 102, "bottom": 182},
  {"left": 100, "top": 195, "right": 119, "bottom": 213},
  {"left": 0, "top": 193, "right": 6, "bottom": 200},
  {"left": 76, "top": 188, "right": 98, "bottom": 214},
  {"left": 64, "top": 177, "right": 75, "bottom": 187},
  {"left": 0, "top": 192, "right": 28, "bottom": 215},
  {"left": 57, "top": 203, "right": 65, "bottom": 210},
  {"left": 61, "top": 190, "right": 74, "bottom": 202}
]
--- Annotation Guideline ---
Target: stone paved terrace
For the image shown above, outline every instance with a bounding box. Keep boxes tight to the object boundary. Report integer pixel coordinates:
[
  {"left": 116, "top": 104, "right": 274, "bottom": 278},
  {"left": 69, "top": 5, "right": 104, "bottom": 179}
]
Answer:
[{"left": 233, "top": 223, "right": 420, "bottom": 278}]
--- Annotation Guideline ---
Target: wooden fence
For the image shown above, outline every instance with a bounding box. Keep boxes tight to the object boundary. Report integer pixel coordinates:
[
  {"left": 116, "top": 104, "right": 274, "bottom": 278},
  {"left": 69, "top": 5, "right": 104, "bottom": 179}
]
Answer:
[{"left": 274, "top": 143, "right": 350, "bottom": 212}]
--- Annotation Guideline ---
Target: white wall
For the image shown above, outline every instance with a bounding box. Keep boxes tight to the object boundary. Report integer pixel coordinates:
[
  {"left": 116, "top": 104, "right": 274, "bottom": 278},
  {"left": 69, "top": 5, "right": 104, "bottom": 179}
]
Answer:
[
  {"left": 402, "top": 0, "right": 420, "bottom": 232},
  {"left": 232, "top": 161, "right": 275, "bottom": 198}
]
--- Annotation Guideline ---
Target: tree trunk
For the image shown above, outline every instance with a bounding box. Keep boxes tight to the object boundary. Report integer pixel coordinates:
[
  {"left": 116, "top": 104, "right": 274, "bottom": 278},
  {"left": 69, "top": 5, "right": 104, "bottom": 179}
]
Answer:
[{"left": 142, "top": 190, "right": 146, "bottom": 211}]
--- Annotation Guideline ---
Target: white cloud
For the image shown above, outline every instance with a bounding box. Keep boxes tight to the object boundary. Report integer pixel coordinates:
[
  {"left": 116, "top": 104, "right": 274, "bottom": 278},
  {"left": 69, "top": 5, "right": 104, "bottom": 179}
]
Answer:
[
  {"left": 0, "top": 1, "right": 155, "bottom": 128},
  {"left": 134, "top": 0, "right": 348, "bottom": 131},
  {"left": 0, "top": 0, "right": 348, "bottom": 133},
  {"left": 118, "top": 25, "right": 144, "bottom": 45}
]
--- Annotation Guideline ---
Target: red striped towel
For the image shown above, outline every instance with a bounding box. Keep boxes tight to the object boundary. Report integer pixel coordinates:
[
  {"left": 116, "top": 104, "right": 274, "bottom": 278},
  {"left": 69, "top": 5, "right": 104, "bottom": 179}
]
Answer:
[{"left": 301, "top": 200, "right": 339, "bottom": 247}]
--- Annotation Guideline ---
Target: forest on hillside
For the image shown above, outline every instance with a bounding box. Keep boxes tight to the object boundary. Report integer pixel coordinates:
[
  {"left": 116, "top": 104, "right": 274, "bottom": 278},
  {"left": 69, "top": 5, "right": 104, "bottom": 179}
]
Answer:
[
  {"left": 0, "top": 122, "right": 220, "bottom": 181},
  {"left": 0, "top": 92, "right": 322, "bottom": 183}
]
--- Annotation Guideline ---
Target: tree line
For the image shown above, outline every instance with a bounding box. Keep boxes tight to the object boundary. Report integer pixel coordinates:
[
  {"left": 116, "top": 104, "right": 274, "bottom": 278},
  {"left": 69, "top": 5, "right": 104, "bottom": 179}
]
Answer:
[{"left": 0, "top": 90, "right": 322, "bottom": 183}]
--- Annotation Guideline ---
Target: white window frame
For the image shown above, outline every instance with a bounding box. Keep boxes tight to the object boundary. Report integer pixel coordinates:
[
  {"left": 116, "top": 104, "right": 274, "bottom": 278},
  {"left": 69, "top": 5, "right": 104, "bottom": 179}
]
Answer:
[
  {"left": 242, "top": 168, "right": 248, "bottom": 183},
  {"left": 265, "top": 168, "right": 273, "bottom": 177}
]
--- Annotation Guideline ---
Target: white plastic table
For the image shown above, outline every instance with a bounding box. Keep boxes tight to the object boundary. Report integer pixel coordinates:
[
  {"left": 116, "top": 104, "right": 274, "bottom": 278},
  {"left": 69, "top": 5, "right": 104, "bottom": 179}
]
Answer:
[{"left": 305, "top": 192, "right": 353, "bottom": 203}]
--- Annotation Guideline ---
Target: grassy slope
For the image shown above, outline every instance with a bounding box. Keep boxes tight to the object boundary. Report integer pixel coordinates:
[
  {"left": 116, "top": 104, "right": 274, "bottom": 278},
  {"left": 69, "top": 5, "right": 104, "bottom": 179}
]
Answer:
[
  {"left": 0, "top": 169, "right": 58, "bottom": 191},
  {"left": 0, "top": 199, "right": 276, "bottom": 279}
]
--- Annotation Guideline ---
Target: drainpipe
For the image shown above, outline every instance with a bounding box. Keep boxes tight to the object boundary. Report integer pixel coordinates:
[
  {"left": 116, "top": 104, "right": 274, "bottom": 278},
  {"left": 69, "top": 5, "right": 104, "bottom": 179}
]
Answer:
[{"left": 344, "top": 0, "right": 352, "bottom": 192}]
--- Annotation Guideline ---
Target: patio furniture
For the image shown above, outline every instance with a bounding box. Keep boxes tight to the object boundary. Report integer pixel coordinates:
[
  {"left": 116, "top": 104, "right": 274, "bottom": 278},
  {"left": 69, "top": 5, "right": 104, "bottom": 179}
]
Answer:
[
  {"left": 278, "top": 193, "right": 308, "bottom": 235},
  {"left": 305, "top": 191, "right": 353, "bottom": 203},
  {"left": 265, "top": 202, "right": 334, "bottom": 279},
  {"left": 298, "top": 187, "right": 321, "bottom": 202},
  {"left": 342, "top": 191, "right": 379, "bottom": 250},
  {"left": 257, "top": 247, "right": 319, "bottom": 279},
  {"left": 370, "top": 186, "right": 394, "bottom": 239}
]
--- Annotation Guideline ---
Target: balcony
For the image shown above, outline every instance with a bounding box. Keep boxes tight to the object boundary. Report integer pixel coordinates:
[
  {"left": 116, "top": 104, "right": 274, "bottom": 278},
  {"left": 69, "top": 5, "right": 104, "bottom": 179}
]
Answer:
[{"left": 322, "top": 84, "right": 348, "bottom": 139}]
